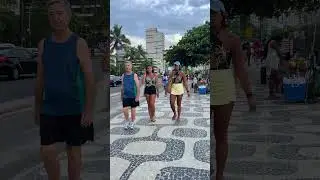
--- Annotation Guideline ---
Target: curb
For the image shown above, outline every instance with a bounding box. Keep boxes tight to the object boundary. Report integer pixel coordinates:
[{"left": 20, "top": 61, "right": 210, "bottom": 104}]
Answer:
[{"left": 0, "top": 80, "right": 107, "bottom": 116}]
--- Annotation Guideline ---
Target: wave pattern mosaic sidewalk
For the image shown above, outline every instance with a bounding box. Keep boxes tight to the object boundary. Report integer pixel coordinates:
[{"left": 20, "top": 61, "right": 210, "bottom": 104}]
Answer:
[
  {"left": 216, "top": 81, "right": 320, "bottom": 180},
  {"left": 110, "top": 94, "right": 210, "bottom": 180}
]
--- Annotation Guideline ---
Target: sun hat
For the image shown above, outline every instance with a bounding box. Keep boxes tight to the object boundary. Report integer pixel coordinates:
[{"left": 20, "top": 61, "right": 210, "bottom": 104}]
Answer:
[{"left": 173, "top": 61, "right": 181, "bottom": 66}]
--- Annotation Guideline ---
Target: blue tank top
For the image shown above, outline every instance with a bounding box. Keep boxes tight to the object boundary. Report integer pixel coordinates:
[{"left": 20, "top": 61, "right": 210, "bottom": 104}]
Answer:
[
  {"left": 41, "top": 33, "right": 85, "bottom": 115},
  {"left": 123, "top": 72, "right": 136, "bottom": 98}
]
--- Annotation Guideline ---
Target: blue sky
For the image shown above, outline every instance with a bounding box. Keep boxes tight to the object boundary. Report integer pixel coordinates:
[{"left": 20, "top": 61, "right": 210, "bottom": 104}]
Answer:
[{"left": 110, "top": 0, "right": 209, "bottom": 49}]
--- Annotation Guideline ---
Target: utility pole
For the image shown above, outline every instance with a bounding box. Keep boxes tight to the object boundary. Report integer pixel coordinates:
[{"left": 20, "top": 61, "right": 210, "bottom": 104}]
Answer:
[
  {"left": 19, "top": 0, "right": 24, "bottom": 46},
  {"left": 27, "top": 0, "right": 33, "bottom": 47}
]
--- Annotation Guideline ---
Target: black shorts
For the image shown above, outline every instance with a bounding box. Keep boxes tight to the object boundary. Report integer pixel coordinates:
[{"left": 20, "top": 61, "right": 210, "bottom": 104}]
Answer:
[
  {"left": 39, "top": 114, "right": 94, "bottom": 146},
  {"left": 144, "top": 86, "right": 157, "bottom": 95},
  {"left": 123, "top": 98, "right": 139, "bottom": 108}
]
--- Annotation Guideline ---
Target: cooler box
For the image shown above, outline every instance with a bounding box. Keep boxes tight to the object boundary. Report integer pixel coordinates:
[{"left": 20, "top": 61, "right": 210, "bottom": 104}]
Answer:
[
  {"left": 198, "top": 85, "right": 207, "bottom": 94},
  {"left": 283, "top": 77, "right": 306, "bottom": 102}
]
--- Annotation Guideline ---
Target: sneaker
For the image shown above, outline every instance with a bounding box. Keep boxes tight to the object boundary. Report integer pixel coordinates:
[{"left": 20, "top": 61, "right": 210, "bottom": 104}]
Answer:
[
  {"left": 128, "top": 121, "right": 135, "bottom": 129},
  {"left": 123, "top": 121, "right": 130, "bottom": 130}
]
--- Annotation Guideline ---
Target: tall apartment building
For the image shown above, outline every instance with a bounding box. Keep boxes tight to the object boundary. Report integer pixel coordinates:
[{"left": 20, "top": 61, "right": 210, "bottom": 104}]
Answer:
[
  {"left": 0, "top": 0, "right": 20, "bottom": 15},
  {"left": 145, "top": 27, "right": 165, "bottom": 72}
]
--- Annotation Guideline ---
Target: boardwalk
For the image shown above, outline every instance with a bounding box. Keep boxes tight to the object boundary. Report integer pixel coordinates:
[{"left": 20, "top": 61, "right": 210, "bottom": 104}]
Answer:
[{"left": 110, "top": 92, "right": 210, "bottom": 180}]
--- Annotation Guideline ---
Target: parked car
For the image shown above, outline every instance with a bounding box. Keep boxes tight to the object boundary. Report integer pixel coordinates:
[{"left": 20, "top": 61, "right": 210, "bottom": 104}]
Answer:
[
  {"left": 0, "top": 47, "right": 37, "bottom": 80},
  {"left": 27, "top": 48, "right": 38, "bottom": 56},
  {"left": 0, "top": 43, "right": 15, "bottom": 50},
  {"left": 110, "top": 75, "right": 121, "bottom": 87}
]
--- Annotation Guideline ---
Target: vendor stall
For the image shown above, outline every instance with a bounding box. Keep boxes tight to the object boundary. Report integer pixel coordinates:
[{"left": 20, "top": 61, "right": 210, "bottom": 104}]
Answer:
[{"left": 283, "top": 23, "right": 320, "bottom": 103}]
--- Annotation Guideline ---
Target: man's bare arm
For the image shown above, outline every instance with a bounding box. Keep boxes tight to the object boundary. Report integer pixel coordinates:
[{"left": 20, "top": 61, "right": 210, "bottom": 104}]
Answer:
[
  {"left": 120, "top": 74, "right": 124, "bottom": 99},
  {"left": 134, "top": 73, "right": 140, "bottom": 97},
  {"left": 35, "top": 39, "right": 45, "bottom": 112},
  {"left": 77, "top": 38, "right": 95, "bottom": 113},
  {"left": 232, "top": 37, "right": 252, "bottom": 94}
]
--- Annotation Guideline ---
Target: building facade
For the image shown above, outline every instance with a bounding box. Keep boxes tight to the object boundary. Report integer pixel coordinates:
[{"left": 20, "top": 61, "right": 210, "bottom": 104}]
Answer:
[{"left": 145, "top": 27, "right": 165, "bottom": 72}]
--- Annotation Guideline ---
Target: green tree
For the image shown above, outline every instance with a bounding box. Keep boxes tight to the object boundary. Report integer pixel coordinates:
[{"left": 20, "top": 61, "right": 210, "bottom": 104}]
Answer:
[
  {"left": 164, "top": 22, "right": 210, "bottom": 67},
  {"left": 29, "top": 7, "right": 50, "bottom": 46},
  {"left": 0, "top": 8, "right": 19, "bottom": 43},
  {"left": 140, "top": 58, "right": 154, "bottom": 70},
  {"left": 123, "top": 45, "right": 149, "bottom": 71},
  {"left": 224, "top": 0, "right": 319, "bottom": 37},
  {"left": 110, "top": 24, "right": 131, "bottom": 53}
]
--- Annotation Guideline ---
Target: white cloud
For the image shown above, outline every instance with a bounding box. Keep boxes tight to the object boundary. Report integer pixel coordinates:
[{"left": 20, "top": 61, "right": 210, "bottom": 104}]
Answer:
[
  {"left": 165, "top": 34, "right": 183, "bottom": 48},
  {"left": 126, "top": 35, "right": 146, "bottom": 49},
  {"left": 126, "top": 33, "right": 183, "bottom": 50}
]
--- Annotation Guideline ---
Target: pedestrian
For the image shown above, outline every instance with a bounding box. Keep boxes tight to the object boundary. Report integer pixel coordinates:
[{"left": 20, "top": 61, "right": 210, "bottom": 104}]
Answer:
[
  {"left": 162, "top": 72, "right": 169, "bottom": 96},
  {"left": 34, "top": 0, "right": 95, "bottom": 180},
  {"left": 121, "top": 61, "right": 140, "bottom": 129},
  {"left": 193, "top": 76, "right": 198, "bottom": 93},
  {"left": 210, "top": 1, "right": 256, "bottom": 180},
  {"left": 142, "top": 65, "right": 159, "bottom": 122},
  {"left": 265, "top": 36, "right": 283, "bottom": 99},
  {"left": 167, "top": 61, "right": 190, "bottom": 120}
]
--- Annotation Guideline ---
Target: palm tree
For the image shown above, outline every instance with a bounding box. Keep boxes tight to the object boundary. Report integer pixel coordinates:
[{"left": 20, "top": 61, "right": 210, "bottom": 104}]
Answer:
[
  {"left": 136, "top": 45, "right": 147, "bottom": 59},
  {"left": 124, "top": 46, "right": 138, "bottom": 61},
  {"left": 110, "top": 24, "right": 131, "bottom": 53}
]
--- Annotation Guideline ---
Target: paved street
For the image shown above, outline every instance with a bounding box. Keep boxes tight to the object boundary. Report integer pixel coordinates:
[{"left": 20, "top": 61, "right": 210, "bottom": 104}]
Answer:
[
  {"left": 0, "top": 56, "right": 105, "bottom": 103},
  {"left": 0, "top": 80, "right": 108, "bottom": 180}
]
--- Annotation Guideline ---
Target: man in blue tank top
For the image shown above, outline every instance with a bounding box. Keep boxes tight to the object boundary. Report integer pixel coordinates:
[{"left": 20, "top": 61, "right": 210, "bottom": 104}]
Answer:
[
  {"left": 121, "top": 61, "right": 140, "bottom": 129},
  {"left": 34, "top": 1, "right": 95, "bottom": 179}
]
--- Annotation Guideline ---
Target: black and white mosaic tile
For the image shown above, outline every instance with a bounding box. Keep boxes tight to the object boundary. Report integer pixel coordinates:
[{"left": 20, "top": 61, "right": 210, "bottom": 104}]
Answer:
[
  {"left": 155, "top": 167, "right": 210, "bottom": 180},
  {"left": 108, "top": 76, "right": 320, "bottom": 179},
  {"left": 224, "top": 161, "right": 298, "bottom": 175},
  {"left": 267, "top": 144, "right": 320, "bottom": 160},
  {"left": 110, "top": 94, "right": 210, "bottom": 179}
]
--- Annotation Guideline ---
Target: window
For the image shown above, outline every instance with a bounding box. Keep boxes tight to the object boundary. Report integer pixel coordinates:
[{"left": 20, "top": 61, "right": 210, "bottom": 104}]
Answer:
[{"left": 15, "top": 49, "right": 32, "bottom": 59}]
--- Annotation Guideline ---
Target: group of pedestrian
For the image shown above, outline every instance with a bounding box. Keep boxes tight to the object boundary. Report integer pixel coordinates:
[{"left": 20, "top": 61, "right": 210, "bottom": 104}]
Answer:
[{"left": 120, "top": 61, "right": 190, "bottom": 129}]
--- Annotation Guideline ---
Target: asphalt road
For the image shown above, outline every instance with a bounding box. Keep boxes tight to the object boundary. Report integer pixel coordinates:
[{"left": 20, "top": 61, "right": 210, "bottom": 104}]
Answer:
[
  {"left": 0, "top": 83, "right": 165, "bottom": 179},
  {"left": 0, "top": 56, "right": 105, "bottom": 103},
  {"left": 0, "top": 91, "right": 123, "bottom": 180}
]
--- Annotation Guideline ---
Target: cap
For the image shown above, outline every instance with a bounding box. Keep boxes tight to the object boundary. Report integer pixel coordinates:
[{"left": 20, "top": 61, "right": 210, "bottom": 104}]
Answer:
[
  {"left": 210, "top": 0, "right": 226, "bottom": 13},
  {"left": 174, "top": 61, "right": 181, "bottom": 66}
]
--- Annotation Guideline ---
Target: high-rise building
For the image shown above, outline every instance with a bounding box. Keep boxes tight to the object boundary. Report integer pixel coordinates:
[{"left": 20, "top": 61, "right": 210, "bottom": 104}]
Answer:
[
  {"left": 145, "top": 27, "right": 165, "bottom": 72},
  {"left": 0, "top": 0, "right": 20, "bottom": 15}
]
